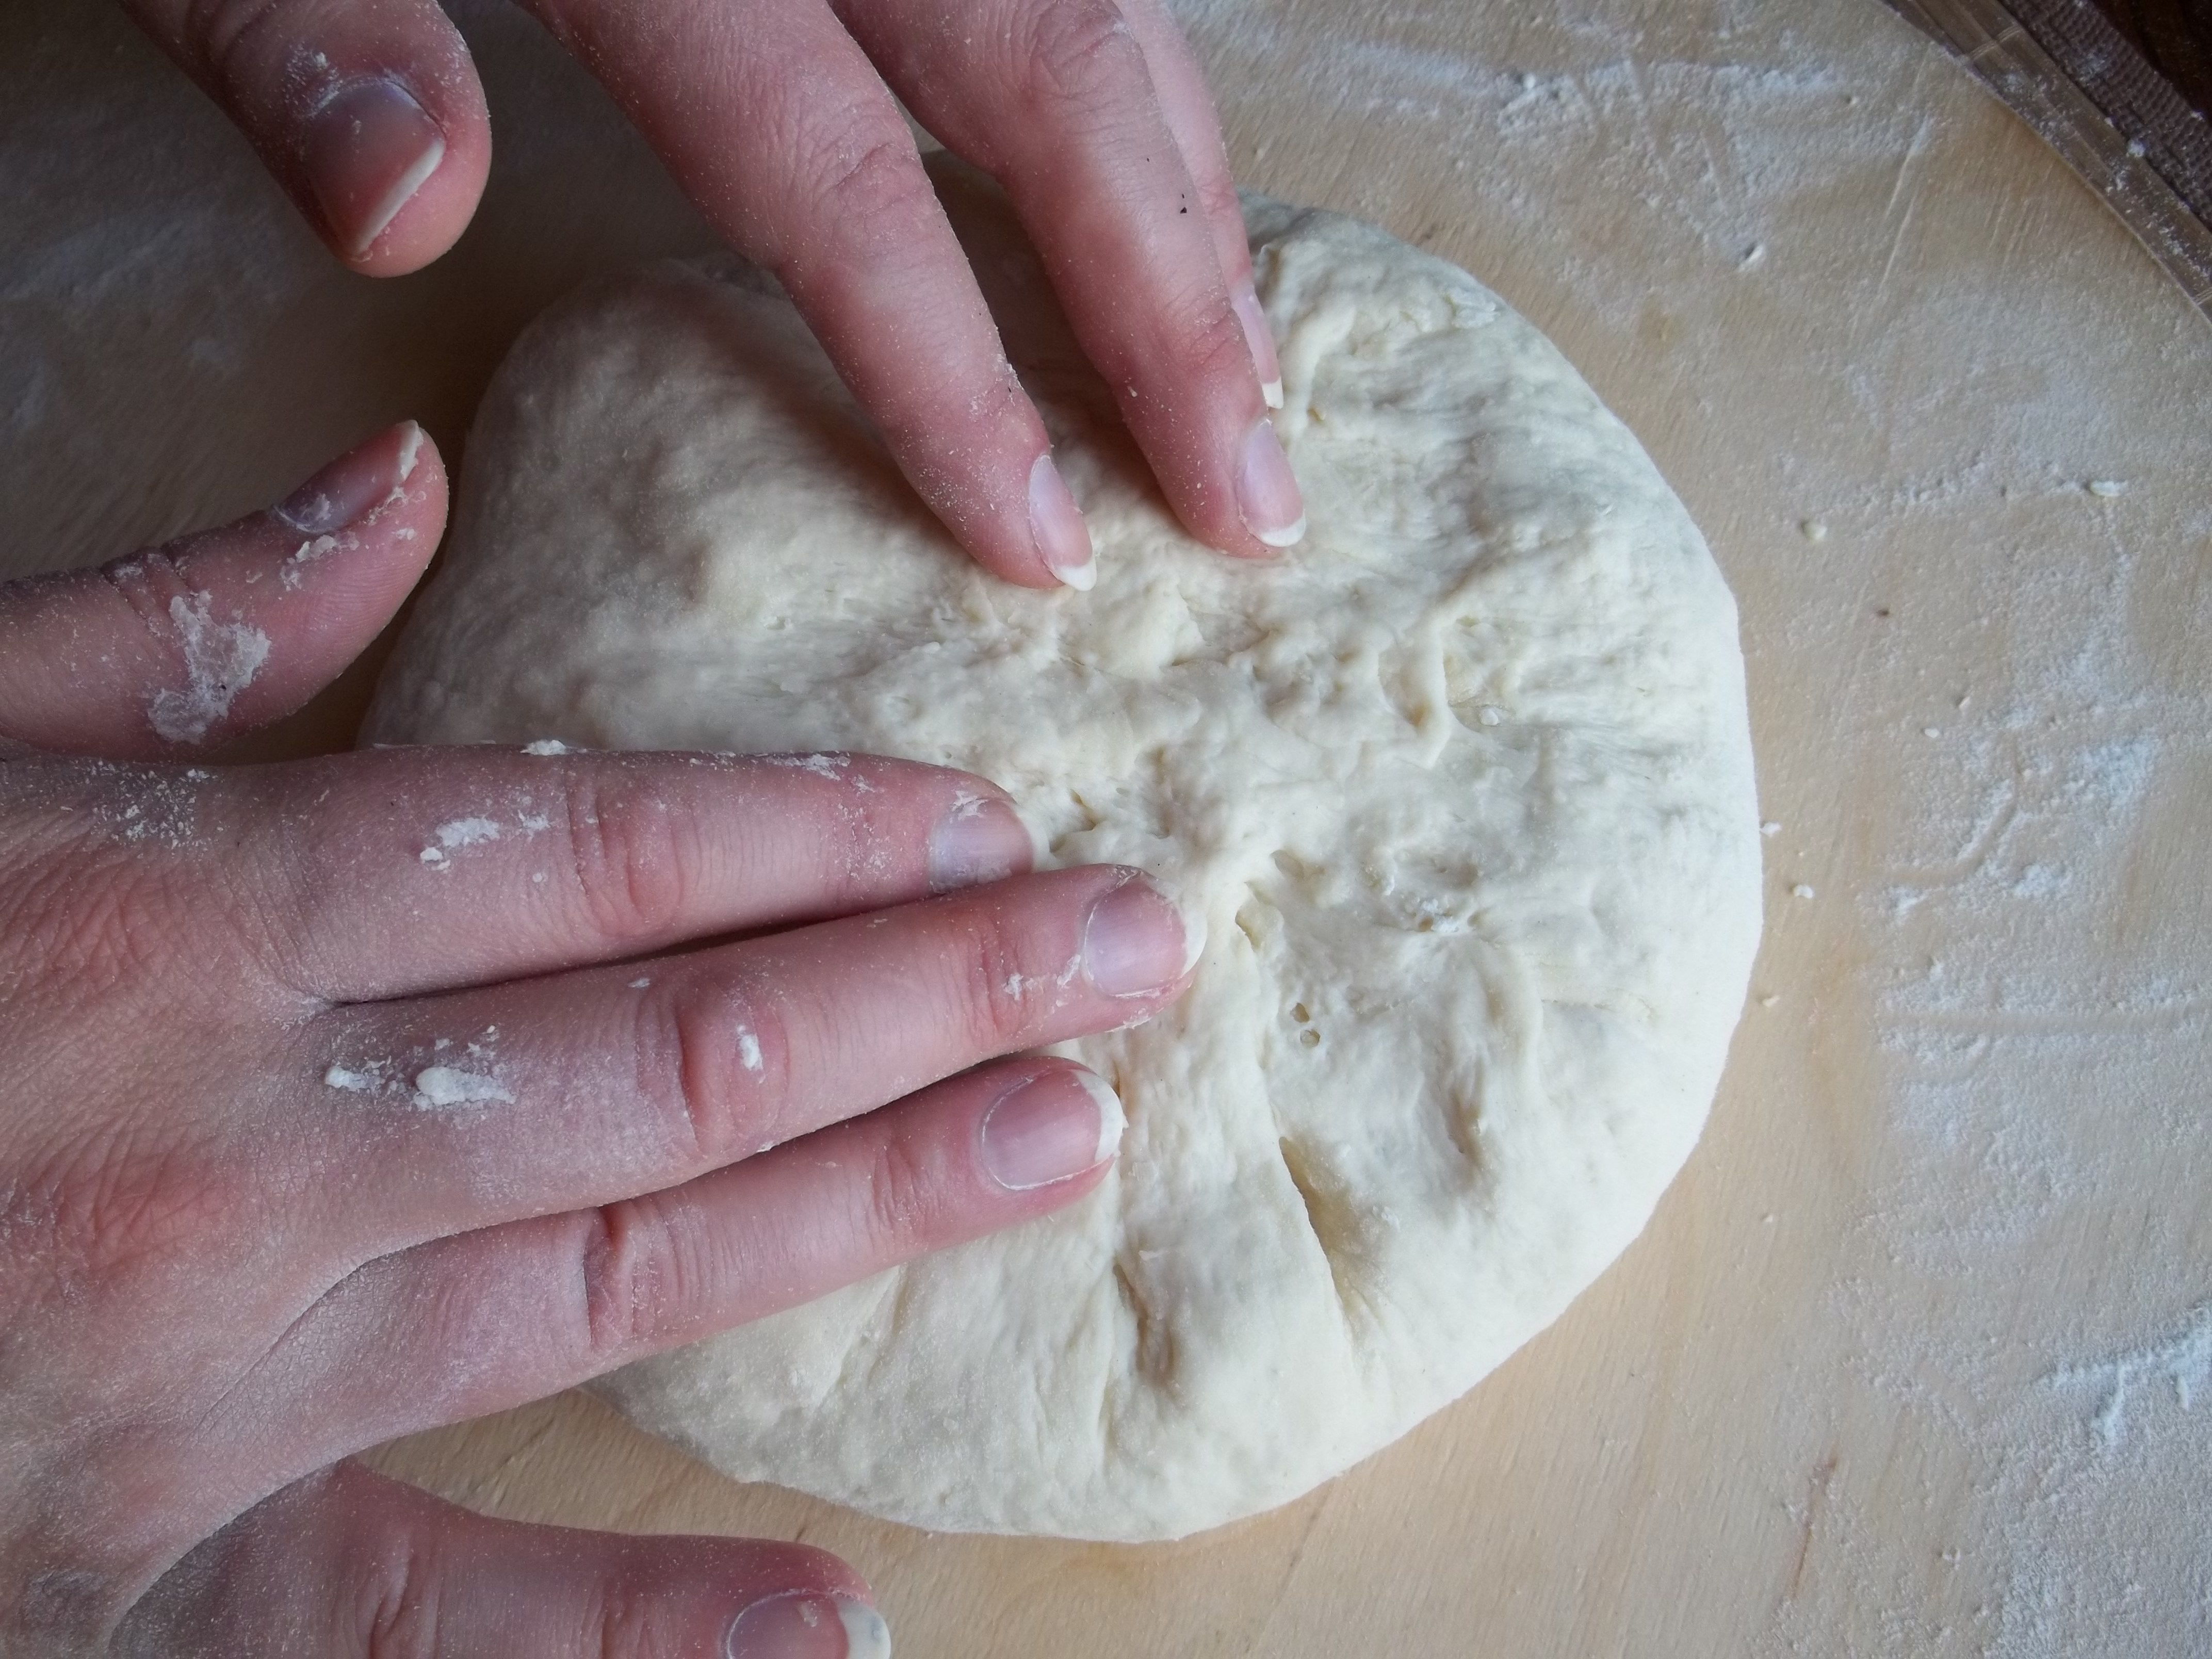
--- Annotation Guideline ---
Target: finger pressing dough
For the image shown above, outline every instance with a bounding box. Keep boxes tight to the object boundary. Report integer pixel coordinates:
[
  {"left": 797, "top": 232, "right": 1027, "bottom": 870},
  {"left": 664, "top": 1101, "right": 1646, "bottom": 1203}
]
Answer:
[{"left": 365, "top": 164, "right": 1763, "bottom": 1542}]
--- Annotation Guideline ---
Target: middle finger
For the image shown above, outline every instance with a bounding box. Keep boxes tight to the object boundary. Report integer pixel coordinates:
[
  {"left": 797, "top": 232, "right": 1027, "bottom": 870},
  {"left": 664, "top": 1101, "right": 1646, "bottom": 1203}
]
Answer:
[
  {"left": 839, "top": 0, "right": 1306, "bottom": 552},
  {"left": 292, "top": 863, "right": 1200, "bottom": 1257}
]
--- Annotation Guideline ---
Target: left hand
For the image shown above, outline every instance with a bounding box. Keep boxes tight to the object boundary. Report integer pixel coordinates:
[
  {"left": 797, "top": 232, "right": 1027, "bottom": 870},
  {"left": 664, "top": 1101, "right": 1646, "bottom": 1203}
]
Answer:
[{"left": 0, "top": 424, "right": 1198, "bottom": 1655}]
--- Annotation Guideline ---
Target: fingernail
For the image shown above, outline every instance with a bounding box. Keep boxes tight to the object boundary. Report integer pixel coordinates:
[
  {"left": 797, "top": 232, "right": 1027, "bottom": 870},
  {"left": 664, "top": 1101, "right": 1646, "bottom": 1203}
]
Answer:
[
  {"left": 304, "top": 76, "right": 446, "bottom": 259},
  {"left": 1236, "top": 417, "right": 1306, "bottom": 549},
  {"left": 928, "top": 793, "right": 1032, "bottom": 892},
  {"left": 980, "top": 1068, "right": 1124, "bottom": 1191},
  {"left": 273, "top": 422, "right": 421, "bottom": 533},
  {"left": 726, "top": 1593, "right": 891, "bottom": 1659},
  {"left": 1231, "top": 282, "right": 1284, "bottom": 409},
  {"left": 1082, "top": 877, "right": 1203, "bottom": 998},
  {"left": 1029, "top": 452, "right": 1096, "bottom": 590}
]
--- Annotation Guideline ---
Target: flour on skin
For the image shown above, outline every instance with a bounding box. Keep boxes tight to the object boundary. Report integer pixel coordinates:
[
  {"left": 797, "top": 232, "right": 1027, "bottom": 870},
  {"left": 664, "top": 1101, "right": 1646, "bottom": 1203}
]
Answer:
[{"left": 146, "top": 590, "right": 269, "bottom": 745}]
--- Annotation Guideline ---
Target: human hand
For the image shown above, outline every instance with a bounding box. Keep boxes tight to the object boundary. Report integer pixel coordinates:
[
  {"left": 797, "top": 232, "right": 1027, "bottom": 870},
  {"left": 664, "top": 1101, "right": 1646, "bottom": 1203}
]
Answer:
[
  {"left": 122, "top": 0, "right": 1304, "bottom": 588},
  {"left": 0, "top": 425, "right": 1200, "bottom": 1655}
]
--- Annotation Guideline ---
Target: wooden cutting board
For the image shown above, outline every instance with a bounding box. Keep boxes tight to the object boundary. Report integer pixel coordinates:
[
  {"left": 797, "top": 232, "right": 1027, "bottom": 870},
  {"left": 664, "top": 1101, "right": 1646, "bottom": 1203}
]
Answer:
[{"left": 3, "top": 0, "right": 2207, "bottom": 1652}]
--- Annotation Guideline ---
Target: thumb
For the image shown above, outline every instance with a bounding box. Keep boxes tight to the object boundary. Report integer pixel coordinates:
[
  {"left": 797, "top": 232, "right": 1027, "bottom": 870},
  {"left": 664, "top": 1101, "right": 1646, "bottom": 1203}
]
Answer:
[
  {"left": 118, "top": 1459, "right": 891, "bottom": 1659},
  {"left": 122, "top": 0, "right": 492, "bottom": 274},
  {"left": 0, "top": 424, "right": 445, "bottom": 759}
]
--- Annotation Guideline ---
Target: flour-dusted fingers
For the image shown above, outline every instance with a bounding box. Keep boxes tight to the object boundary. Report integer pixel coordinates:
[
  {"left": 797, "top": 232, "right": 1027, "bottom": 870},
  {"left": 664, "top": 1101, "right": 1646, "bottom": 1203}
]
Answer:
[
  {"left": 518, "top": 0, "right": 1094, "bottom": 592},
  {"left": 233, "top": 1058, "right": 1121, "bottom": 1442},
  {"left": 118, "top": 1459, "right": 885, "bottom": 1658},
  {"left": 122, "top": 0, "right": 490, "bottom": 274},
  {"left": 219, "top": 746, "right": 1034, "bottom": 1002},
  {"left": 836, "top": 0, "right": 1303, "bottom": 552},
  {"left": 0, "top": 425, "right": 443, "bottom": 759},
  {"left": 1108, "top": 0, "right": 1283, "bottom": 403},
  {"left": 296, "top": 868, "right": 1192, "bottom": 1258}
]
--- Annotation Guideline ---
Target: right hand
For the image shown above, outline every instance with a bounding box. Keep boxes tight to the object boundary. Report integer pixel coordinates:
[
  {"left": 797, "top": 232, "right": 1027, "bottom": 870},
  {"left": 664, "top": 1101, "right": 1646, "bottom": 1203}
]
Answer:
[
  {"left": 0, "top": 425, "right": 1200, "bottom": 1655},
  {"left": 122, "top": 0, "right": 1306, "bottom": 589}
]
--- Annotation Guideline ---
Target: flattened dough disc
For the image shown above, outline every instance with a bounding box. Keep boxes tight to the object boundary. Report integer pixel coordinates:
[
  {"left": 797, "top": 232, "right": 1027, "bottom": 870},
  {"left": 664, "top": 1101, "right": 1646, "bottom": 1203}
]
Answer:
[{"left": 366, "top": 167, "right": 1763, "bottom": 1542}]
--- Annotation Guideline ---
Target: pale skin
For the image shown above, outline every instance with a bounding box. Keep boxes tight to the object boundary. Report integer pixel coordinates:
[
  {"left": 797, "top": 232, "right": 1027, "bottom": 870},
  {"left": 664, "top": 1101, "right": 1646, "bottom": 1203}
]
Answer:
[
  {"left": 0, "top": 424, "right": 1204, "bottom": 1653},
  {"left": 123, "top": 0, "right": 1306, "bottom": 584},
  {"left": 10, "top": 2, "right": 1289, "bottom": 1650}
]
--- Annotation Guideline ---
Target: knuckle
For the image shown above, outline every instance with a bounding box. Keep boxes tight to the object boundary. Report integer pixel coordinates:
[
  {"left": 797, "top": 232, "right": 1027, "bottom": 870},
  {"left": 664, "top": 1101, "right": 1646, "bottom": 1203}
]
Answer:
[
  {"left": 168, "top": 0, "right": 292, "bottom": 89},
  {"left": 5, "top": 758, "right": 298, "bottom": 999},
  {"left": 1194, "top": 168, "right": 1245, "bottom": 230},
  {"left": 580, "top": 1582, "right": 665, "bottom": 1659},
  {"left": 1081, "top": 281, "right": 1248, "bottom": 401},
  {"left": 949, "top": 906, "right": 1038, "bottom": 1054},
  {"left": 657, "top": 978, "right": 789, "bottom": 1167},
  {"left": 562, "top": 772, "right": 698, "bottom": 945},
  {"left": 861, "top": 1131, "right": 941, "bottom": 1257},
  {"left": 1022, "top": 0, "right": 1148, "bottom": 109},
  {"left": 1161, "top": 285, "right": 1251, "bottom": 382},
  {"left": 93, "top": 545, "right": 190, "bottom": 648},
  {"left": 25, "top": 1126, "right": 240, "bottom": 1287},
  {"left": 576, "top": 1194, "right": 683, "bottom": 1363},
  {"left": 2, "top": 784, "right": 211, "bottom": 995},
  {"left": 803, "top": 124, "right": 935, "bottom": 234},
  {"left": 344, "top": 1530, "right": 444, "bottom": 1659}
]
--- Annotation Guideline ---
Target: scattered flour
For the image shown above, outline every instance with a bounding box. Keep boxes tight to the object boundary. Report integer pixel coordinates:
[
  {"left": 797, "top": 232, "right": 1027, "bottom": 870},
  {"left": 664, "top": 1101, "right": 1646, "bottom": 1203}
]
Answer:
[
  {"left": 280, "top": 531, "right": 344, "bottom": 589},
  {"left": 1801, "top": 514, "right": 2212, "bottom": 1653},
  {"left": 2047, "top": 1303, "right": 2212, "bottom": 1449},
  {"left": 1168, "top": 2, "right": 2212, "bottom": 1646}
]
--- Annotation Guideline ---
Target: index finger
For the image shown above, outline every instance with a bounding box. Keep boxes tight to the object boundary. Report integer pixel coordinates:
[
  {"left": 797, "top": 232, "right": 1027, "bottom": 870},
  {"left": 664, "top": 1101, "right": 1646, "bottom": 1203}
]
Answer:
[{"left": 213, "top": 745, "right": 1034, "bottom": 1001}]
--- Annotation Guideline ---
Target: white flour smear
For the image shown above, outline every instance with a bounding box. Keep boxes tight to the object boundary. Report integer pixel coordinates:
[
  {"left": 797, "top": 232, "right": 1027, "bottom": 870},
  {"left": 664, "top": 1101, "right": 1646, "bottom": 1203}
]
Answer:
[
  {"left": 1816, "top": 515, "right": 2212, "bottom": 1656},
  {"left": 2047, "top": 1303, "right": 2212, "bottom": 1448},
  {"left": 145, "top": 589, "right": 268, "bottom": 744}
]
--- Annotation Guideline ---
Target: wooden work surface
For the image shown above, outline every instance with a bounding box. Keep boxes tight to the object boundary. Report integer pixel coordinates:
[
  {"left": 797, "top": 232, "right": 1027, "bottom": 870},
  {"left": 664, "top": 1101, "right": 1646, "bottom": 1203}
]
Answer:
[{"left": 4, "top": 0, "right": 2208, "bottom": 1652}]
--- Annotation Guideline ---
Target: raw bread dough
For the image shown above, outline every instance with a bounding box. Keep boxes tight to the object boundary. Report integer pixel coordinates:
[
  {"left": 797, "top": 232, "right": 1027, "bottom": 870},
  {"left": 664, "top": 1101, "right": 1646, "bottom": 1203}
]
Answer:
[{"left": 365, "top": 167, "right": 1763, "bottom": 1542}]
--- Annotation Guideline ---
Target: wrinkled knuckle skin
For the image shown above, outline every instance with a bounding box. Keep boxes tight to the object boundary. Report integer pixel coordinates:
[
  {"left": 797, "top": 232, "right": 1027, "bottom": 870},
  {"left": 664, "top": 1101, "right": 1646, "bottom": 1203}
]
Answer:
[
  {"left": 2, "top": 820, "right": 192, "bottom": 1002},
  {"left": 2, "top": 760, "right": 274, "bottom": 1002},
  {"left": 584, "top": 1583, "right": 668, "bottom": 1659},
  {"left": 563, "top": 774, "right": 698, "bottom": 947},
  {"left": 1160, "top": 287, "right": 1251, "bottom": 387},
  {"left": 345, "top": 1529, "right": 445, "bottom": 1659},
  {"left": 1195, "top": 168, "right": 1246, "bottom": 234},
  {"left": 576, "top": 1196, "right": 680, "bottom": 1364},
  {"left": 863, "top": 1131, "right": 941, "bottom": 1260},
  {"left": 1083, "top": 284, "right": 1248, "bottom": 414},
  {"left": 659, "top": 979, "right": 789, "bottom": 1169},
  {"left": 166, "top": 0, "right": 294, "bottom": 101},
  {"left": 954, "top": 907, "right": 1039, "bottom": 1055},
  {"left": 1022, "top": 0, "right": 1148, "bottom": 111},
  {"left": 12, "top": 1128, "right": 241, "bottom": 1293}
]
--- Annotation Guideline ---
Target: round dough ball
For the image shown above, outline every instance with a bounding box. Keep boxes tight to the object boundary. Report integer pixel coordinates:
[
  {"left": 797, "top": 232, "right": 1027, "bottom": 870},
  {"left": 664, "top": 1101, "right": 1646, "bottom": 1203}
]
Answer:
[{"left": 366, "top": 167, "right": 1763, "bottom": 1542}]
